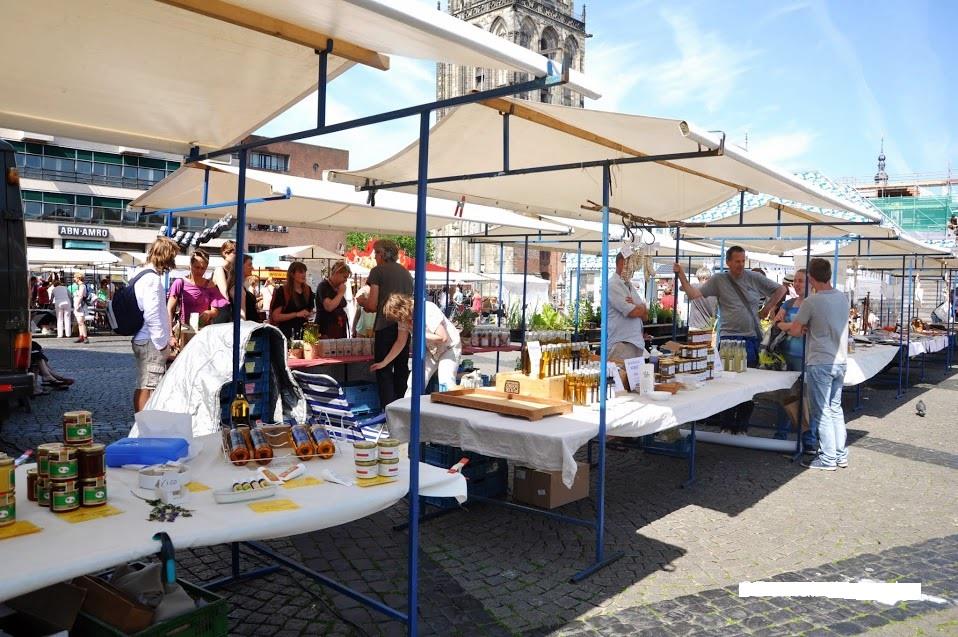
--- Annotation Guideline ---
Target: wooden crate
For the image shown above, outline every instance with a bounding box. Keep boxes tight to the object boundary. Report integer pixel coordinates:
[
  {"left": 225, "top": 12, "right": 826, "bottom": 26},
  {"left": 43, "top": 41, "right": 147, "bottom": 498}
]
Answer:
[
  {"left": 494, "top": 371, "right": 567, "bottom": 401},
  {"left": 431, "top": 389, "right": 572, "bottom": 421}
]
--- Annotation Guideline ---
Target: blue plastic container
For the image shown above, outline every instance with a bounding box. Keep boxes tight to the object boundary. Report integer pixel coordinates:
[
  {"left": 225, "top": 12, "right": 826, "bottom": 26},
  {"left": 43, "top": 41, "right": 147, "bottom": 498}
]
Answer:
[
  {"left": 105, "top": 437, "right": 190, "bottom": 467},
  {"left": 341, "top": 381, "right": 380, "bottom": 415}
]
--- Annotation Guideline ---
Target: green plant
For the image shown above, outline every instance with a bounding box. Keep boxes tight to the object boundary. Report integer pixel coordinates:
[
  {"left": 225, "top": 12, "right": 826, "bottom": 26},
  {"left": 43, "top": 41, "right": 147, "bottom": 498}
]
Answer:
[
  {"left": 574, "top": 298, "right": 596, "bottom": 328},
  {"left": 455, "top": 308, "right": 477, "bottom": 337},
  {"left": 345, "top": 232, "right": 435, "bottom": 263},
  {"left": 301, "top": 323, "right": 321, "bottom": 344},
  {"left": 530, "top": 303, "right": 572, "bottom": 330},
  {"left": 290, "top": 339, "right": 304, "bottom": 350},
  {"left": 508, "top": 301, "right": 524, "bottom": 329}
]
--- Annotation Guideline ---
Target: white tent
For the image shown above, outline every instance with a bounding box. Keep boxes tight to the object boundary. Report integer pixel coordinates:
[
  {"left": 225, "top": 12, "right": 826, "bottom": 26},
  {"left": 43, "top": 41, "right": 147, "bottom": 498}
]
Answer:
[
  {"left": 251, "top": 245, "right": 342, "bottom": 269},
  {"left": 28, "top": 248, "right": 119, "bottom": 267},
  {"left": 130, "top": 162, "right": 571, "bottom": 237},
  {"left": 329, "top": 99, "right": 877, "bottom": 222},
  {"left": 678, "top": 202, "right": 897, "bottom": 256},
  {"left": 0, "top": 0, "right": 596, "bottom": 155},
  {"left": 788, "top": 233, "right": 952, "bottom": 270},
  {"left": 488, "top": 273, "right": 551, "bottom": 311}
]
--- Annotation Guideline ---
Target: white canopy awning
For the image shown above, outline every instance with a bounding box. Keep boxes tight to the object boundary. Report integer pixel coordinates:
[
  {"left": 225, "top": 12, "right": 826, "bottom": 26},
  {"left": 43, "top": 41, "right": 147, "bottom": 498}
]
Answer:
[
  {"left": 789, "top": 233, "right": 952, "bottom": 270},
  {"left": 251, "top": 245, "right": 342, "bottom": 268},
  {"left": 679, "top": 202, "right": 897, "bottom": 256},
  {"left": 2, "top": 1, "right": 596, "bottom": 155},
  {"left": 329, "top": 99, "right": 877, "bottom": 222},
  {"left": 28, "top": 248, "right": 119, "bottom": 267},
  {"left": 115, "top": 251, "right": 226, "bottom": 270},
  {"left": 130, "top": 162, "right": 571, "bottom": 236}
]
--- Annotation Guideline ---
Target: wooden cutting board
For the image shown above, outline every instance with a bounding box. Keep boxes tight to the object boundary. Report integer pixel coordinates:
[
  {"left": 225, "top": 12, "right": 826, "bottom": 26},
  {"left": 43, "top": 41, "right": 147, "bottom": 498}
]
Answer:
[{"left": 430, "top": 389, "right": 572, "bottom": 421}]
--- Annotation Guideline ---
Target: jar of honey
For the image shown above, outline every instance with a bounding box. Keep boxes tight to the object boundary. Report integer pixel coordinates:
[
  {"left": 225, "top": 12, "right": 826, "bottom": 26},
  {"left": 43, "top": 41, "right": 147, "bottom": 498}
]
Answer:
[
  {"left": 36, "top": 477, "right": 51, "bottom": 507},
  {"left": 77, "top": 443, "right": 106, "bottom": 480},
  {"left": 80, "top": 477, "right": 107, "bottom": 507},
  {"left": 0, "top": 492, "right": 15, "bottom": 527},
  {"left": 0, "top": 454, "right": 13, "bottom": 493},
  {"left": 49, "top": 447, "right": 78, "bottom": 481},
  {"left": 51, "top": 480, "right": 80, "bottom": 513},
  {"left": 63, "top": 410, "right": 94, "bottom": 446},
  {"left": 36, "top": 443, "right": 64, "bottom": 478},
  {"left": 26, "top": 468, "right": 37, "bottom": 502},
  {"left": 377, "top": 438, "right": 401, "bottom": 461}
]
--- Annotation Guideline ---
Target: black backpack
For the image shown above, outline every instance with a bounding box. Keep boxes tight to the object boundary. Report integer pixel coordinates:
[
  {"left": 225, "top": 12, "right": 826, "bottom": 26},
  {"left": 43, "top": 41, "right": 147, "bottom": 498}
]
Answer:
[{"left": 108, "top": 269, "right": 156, "bottom": 336}]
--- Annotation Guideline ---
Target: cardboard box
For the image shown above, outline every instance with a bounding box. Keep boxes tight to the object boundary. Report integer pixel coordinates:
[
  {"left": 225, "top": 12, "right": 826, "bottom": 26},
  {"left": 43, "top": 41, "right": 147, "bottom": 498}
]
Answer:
[
  {"left": 495, "top": 371, "right": 566, "bottom": 401},
  {"left": 72, "top": 576, "right": 154, "bottom": 634},
  {"left": 512, "top": 462, "right": 589, "bottom": 509}
]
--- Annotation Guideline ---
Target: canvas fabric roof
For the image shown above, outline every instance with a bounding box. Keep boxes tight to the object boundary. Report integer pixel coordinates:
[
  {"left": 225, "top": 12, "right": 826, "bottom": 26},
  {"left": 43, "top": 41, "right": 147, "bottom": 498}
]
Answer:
[
  {"left": 1, "top": 0, "right": 597, "bottom": 156},
  {"left": 130, "top": 162, "right": 570, "bottom": 236},
  {"left": 329, "top": 99, "right": 877, "bottom": 222}
]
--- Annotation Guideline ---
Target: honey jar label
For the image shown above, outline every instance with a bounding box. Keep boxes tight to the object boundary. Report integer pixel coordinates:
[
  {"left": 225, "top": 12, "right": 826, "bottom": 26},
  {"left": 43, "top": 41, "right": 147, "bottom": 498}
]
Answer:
[
  {"left": 82, "top": 484, "right": 107, "bottom": 505},
  {"left": 0, "top": 503, "right": 14, "bottom": 523},
  {"left": 51, "top": 461, "right": 78, "bottom": 479},
  {"left": 52, "top": 491, "right": 79, "bottom": 511},
  {"left": 65, "top": 425, "right": 92, "bottom": 441}
]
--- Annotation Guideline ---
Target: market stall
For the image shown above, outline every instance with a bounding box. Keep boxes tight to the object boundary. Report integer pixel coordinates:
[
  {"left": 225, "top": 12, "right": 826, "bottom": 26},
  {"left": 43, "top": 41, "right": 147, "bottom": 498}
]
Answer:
[{"left": 1, "top": 436, "right": 465, "bottom": 602}]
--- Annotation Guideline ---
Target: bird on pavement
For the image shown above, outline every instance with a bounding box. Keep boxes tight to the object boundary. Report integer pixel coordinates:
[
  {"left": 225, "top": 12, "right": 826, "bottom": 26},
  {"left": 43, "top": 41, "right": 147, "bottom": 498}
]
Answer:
[{"left": 916, "top": 400, "right": 927, "bottom": 417}]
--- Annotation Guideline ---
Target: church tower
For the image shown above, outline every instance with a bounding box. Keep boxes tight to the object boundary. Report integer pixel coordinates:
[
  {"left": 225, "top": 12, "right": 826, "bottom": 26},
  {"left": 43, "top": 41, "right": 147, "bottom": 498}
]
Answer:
[{"left": 436, "top": 0, "right": 588, "bottom": 120}]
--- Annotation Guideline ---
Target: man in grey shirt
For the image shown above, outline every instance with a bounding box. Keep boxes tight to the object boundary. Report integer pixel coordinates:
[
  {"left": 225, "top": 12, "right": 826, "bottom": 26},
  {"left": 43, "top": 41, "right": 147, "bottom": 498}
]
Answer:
[
  {"left": 779, "top": 258, "right": 850, "bottom": 470},
  {"left": 674, "top": 246, "right": 787, "bottom": 433},
  {"left": 608, "top": 252, "right": 648, "bottom": 360}
]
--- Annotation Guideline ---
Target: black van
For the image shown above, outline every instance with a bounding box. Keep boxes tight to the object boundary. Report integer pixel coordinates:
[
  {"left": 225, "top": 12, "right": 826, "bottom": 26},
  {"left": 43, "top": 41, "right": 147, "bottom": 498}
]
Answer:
[{"left": 0, "top": 140, "right": 32, "bottom": 424}]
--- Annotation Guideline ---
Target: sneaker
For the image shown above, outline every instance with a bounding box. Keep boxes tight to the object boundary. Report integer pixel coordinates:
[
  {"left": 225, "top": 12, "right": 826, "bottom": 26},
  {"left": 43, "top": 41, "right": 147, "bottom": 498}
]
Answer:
[
  {"left": 802, "top": 457, "right": 837, "bottom": 471},
  {"left": 837, "top": 458, "right": 848, "bottom": 468}
]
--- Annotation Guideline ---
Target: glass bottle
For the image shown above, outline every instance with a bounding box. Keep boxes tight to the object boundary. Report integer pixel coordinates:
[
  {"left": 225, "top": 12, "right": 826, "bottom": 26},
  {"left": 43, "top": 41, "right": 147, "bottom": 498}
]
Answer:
[{"left": 230, "top": 381, "right": 250, "bottom": 428}]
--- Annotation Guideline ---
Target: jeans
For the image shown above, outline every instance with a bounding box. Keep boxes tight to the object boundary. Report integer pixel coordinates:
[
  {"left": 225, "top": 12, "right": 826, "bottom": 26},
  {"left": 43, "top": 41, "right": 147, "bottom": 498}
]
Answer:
[
  {"left": 374, "top": 323, "right": 410, "bottom": 408},
  {"left": 805, "top": 364, "right": 848, "bottom": 466},
  {"left": 718, "top": 336, "right": 760, "bottom": 432},
  {"left": 775, "top": 354, "right": 805, "bottom": 439}
]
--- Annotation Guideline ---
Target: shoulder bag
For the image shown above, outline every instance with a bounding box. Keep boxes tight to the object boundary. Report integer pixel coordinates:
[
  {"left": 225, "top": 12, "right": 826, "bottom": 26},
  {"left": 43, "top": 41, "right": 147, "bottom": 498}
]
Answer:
[{"left": 724, "top": 274, "right": 765, "bottom": 342}]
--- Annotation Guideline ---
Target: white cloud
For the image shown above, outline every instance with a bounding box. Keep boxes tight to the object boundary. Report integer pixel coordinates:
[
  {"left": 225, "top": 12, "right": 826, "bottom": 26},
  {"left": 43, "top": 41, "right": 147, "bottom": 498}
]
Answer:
[{"left": 747, "top": 130, "right": 817, "bottom": 169}]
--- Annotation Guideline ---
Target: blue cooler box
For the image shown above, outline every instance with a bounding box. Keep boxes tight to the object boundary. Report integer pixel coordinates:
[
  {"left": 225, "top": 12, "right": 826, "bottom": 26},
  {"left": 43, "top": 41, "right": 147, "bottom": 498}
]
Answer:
[{"left": 105, "top": 437, "right": 190, "bottom": 467}]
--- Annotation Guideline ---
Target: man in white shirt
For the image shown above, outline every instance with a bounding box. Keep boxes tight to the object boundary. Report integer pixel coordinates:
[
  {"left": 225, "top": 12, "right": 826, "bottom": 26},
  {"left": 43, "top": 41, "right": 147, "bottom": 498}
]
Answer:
[
  {"left": 132, "top": 237, "right": 179, "bottom": 412},
  {"left": 608, "top": 252, "right": 648, "bottom": 360}
]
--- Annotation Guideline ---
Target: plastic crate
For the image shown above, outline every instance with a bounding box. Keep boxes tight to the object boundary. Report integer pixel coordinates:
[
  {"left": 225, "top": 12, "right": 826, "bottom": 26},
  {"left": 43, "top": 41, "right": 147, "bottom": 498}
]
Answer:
[
  {"left": 72, "top": 573, "right": 228, "bottom": 637},
  {"left": 639, "top": 432, "right": 692, "bottom": 458},
  {"left": 420, "top": 443, "right": 508, "bottom": 509},
  {"left": 341, "top": 381, "right": 380, "bottom": 416}
]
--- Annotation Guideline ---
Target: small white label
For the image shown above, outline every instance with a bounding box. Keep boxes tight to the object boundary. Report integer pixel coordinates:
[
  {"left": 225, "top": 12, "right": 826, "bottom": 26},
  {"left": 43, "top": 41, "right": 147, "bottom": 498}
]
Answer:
[
  {"left": 536, "top": 489, "right": 546, "bottom": 496},
  {"left": 527, "top": 341, "right": 542, "bottom": 378}
]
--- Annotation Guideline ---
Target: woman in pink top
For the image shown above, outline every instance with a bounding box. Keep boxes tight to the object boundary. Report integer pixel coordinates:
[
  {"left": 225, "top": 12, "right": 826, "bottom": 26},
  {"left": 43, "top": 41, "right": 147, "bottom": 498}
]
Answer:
[{"left": 166, "top": 249, "right": 226, "bottom": 329}]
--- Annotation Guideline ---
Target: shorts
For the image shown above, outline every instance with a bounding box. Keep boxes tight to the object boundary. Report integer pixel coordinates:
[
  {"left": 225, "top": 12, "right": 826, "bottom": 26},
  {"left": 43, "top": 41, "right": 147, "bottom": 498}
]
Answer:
[{"left": 132, "top": 340, "right": 169, "bottom": 390}]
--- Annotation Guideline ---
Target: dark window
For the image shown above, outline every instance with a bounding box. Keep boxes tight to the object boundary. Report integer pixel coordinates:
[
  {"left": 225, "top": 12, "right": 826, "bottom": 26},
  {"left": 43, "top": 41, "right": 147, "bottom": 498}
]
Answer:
[{"left": 249, "top": 152, "right": 289, "bottom": 172}]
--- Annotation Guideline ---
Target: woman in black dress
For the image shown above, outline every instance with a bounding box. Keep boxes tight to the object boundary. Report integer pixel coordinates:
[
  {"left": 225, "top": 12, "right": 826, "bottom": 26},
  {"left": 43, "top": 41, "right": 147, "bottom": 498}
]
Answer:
[
  {"left": 269, "top": 261, "right": 313, "bottom": 340},
  {"left": 316, "top": 260, "right": 351, "bottom": 339}
]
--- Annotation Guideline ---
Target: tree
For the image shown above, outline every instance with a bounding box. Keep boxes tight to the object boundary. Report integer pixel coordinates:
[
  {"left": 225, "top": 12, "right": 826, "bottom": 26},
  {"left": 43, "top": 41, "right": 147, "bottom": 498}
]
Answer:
[{"left": 345, "top": 232, "right": 435, "bottom": 263}]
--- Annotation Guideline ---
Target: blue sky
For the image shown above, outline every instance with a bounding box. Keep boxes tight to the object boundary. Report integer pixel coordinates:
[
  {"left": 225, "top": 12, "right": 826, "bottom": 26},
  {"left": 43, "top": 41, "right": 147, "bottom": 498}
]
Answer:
[{"left": 258, "top": 0, "right": 957, "bottom": 183}]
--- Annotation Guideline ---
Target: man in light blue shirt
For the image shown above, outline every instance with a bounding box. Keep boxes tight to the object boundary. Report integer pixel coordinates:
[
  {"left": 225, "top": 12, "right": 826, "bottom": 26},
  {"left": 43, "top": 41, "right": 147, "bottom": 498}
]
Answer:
[{"left": 607, "top": 253, "right": 648, "bottom": 360}]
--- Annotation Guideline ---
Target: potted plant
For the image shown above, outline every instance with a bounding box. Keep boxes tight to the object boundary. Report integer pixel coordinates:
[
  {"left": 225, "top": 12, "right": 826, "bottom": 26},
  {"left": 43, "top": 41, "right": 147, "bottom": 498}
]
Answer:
[
  {"left": 508, "top": 301, "right": 525, "bottom": 343},
  {"left": 455, "top": 308, "right": 477, "bottom": 339},
  {"left": 302, "top": 323, "right": 321, "bottom": 359},
  {"left": 289, "top": 340, "right": 304, "bottom": 359}
]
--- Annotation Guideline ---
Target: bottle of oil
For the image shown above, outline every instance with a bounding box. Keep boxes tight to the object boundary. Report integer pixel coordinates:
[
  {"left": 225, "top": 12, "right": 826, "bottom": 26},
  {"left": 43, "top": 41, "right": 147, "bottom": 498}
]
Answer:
[
  {"left": 230, "top": 381, "right": 250, "bottom": 427},
  {"left": 521, "top": 342, "right": 532, "bottom": 376},
  {"left": 539, "top": 346, "right": 549, "bottom": 379}
]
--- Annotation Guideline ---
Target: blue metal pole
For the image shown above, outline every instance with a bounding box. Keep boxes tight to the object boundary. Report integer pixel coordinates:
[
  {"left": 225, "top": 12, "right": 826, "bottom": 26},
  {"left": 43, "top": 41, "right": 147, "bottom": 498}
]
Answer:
[
  {"left": 502, "top": 113, "right": 510, "bottom": 172},
  {"left": 906, "top": 257, "right": 914, "bottom": 385},
  {"left": 672, "top": 228, "right": 680, "bottom": 339},
  {"left": 317, "top": 42, "right": 330, "bottom": 128},
  {"left": 574, "top": 243, "right": 582, "bottom": 337},
  {"left": 232, "top": 150, "right": 248, "bottom": 390},
  {"left": 590, "top": 163, "right": 611, "bottom": 574},
  {"left": 202, "top": 167, "right": 210, "bottom": 206},
  {"left": 497, "top": 242, "right": 504, "bottom": 372},
  {"left": 898, "top": 256, "right": 906, "bottom": 398},
  {"left": 407, "top": 111, "right": 431, "bottom": 637},
  {"left": 738, "top": 190, "right": 745, "bottom": 225},
  {"left": 833, "top": 240, "right": 840, "bottom": 286},
  {"left": 520, "top": 236, "right": 529, "bottom": 342}
]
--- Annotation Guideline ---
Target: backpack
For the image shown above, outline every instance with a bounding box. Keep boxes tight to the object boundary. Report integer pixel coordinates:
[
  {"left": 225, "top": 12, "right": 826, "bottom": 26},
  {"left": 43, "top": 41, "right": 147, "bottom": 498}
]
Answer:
[{"left": 108, "top": 269, "right": 156, "bottom": 336}]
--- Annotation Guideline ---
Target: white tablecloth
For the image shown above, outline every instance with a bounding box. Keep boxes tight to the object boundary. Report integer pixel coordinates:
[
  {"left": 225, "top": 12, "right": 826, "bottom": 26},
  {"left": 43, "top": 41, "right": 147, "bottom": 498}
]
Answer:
[
  {"left": 387, "top": 369, "right": 799, "bottom": 488},
  {"left": 844, "top": 345, "right": 899, "bottom": 386},
  {"left": 1, "top": 435, "right": 465, "bottom": 601}
]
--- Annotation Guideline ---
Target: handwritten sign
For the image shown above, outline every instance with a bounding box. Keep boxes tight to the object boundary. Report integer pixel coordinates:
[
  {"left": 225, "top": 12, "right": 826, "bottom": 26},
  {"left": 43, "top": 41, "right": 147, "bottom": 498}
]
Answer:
[{"left": 624, "top": 357, "right": 645, "bottom": 392}]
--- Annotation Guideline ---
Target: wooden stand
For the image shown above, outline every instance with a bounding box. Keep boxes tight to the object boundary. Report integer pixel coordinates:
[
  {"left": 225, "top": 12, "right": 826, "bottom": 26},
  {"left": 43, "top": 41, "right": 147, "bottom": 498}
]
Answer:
[{"left": 431, "top": 389, "right": 572, "bottom": 421}]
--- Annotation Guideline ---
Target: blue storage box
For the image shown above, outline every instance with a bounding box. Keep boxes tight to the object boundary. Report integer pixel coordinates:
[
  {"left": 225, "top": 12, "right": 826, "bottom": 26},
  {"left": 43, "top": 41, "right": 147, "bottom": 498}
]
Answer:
[
  {"left": 341, "top": 381, "right": 380, "bottom": 415},
  {"left": 105, "top": 437, "right": 190, "bottom": 467},
  {"left": 421, "top": 443, "right": 508, "bottom": 510}
]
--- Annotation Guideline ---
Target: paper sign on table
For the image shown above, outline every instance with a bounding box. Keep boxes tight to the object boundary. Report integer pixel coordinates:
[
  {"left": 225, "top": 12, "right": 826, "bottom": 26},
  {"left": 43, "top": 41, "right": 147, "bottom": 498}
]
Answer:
[
  {"left": 248, "top": 499, "right": 300, "bottom": 513},
  {"left": 60, "top": 505, "right": 123, "bottom": 524},
  {"left": 624, "top": 357, "right": 645, "bottom": 392},
  {"left": 0, "top": 520, "right": 42, "bottom": 540},
  {"left": 606, "top": 363, "right": 625, "bottom": 393},
  {"left": 185, "top": 481, "right": 210, "bottom": 492},
  {"left": 282, "top": 476, "right": 323, "bottom": 490},
  {"left": 355, "top": 476, "right": 398, "bottom": 487},
  {"left": 527, "top": 341, "right": 542, "bottom": 378}
]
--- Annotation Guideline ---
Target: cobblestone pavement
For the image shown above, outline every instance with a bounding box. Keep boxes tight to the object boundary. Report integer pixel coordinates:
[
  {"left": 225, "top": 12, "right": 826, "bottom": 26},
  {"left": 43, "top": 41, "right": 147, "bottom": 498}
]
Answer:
[{"left": 2, "top": 338, "right": 956, "bottom": 636}]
